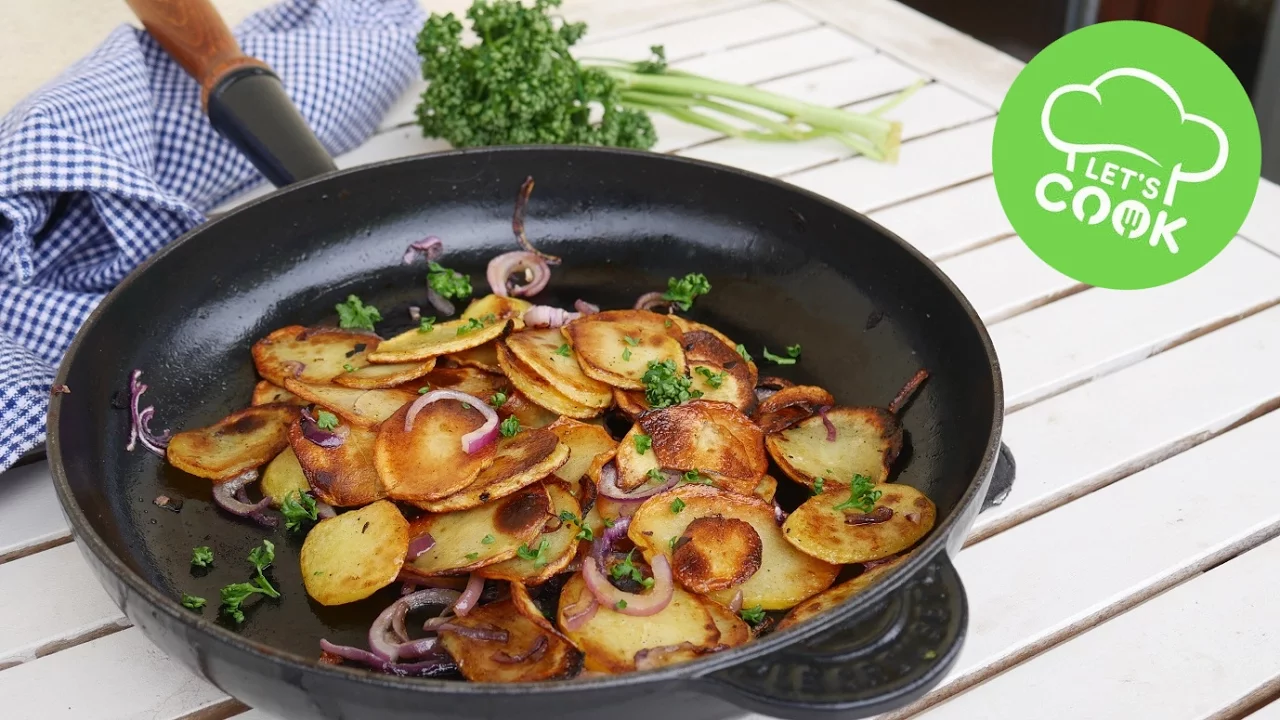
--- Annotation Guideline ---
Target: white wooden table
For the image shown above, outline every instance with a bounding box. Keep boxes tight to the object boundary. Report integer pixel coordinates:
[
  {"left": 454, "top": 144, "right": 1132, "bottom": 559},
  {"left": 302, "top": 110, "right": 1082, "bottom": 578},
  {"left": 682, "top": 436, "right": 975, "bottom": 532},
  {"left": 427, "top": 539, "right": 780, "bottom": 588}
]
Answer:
[{"left": 5, "top": 0, "right": 1280, "bottom": 717}]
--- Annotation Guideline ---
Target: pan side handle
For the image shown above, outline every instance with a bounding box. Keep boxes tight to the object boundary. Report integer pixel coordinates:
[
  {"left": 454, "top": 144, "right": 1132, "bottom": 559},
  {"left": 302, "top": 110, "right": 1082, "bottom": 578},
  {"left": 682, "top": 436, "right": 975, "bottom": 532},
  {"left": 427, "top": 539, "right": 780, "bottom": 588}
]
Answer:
[{"left": 126, "top": 0, "right": 337, "bottom": 186}]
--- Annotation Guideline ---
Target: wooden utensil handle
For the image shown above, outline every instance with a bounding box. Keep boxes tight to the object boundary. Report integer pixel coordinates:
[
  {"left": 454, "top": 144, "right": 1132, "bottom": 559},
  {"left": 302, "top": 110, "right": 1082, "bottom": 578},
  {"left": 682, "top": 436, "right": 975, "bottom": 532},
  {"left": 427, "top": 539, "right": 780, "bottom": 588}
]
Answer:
[{"left": 125, "top": 0, "right": 269, "bottom": 106}]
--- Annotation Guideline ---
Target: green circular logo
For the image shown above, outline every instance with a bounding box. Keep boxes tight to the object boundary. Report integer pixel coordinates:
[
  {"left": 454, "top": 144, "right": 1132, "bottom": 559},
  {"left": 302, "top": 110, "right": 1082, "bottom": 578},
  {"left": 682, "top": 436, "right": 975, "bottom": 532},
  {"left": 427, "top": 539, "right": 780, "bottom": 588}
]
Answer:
[{"left": 992, "top": 21, "right": 1261, "bottom": 289}]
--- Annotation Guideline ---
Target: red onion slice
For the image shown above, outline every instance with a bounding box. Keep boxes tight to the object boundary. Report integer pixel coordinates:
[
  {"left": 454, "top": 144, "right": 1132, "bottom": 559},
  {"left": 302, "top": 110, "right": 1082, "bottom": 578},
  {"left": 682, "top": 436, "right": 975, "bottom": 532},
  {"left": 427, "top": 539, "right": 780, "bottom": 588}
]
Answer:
[
  {"left": 315, "top": 501, "right": 337, "bottom": 520},
  {"left": 522, "top": 305, "right": 580, "bottom": 328},
  {"left": 596, "top": 462, "right": 680, "bottom": 501},
  {"left": 438, "top": 622, "right": 510, "bottom": 643},
  {"left": 728, "top": 589, "right": 744, "bottom": 614},
  {"left": 582, "top": 553, "right": 674, "bottom": 617},
  {"left": 634, "top": 291, "right": 674, "bottom": 312},
  {"left": 817, "top": 406, "right": 837, "bottom": 441},
  {"left": 494, "top": 635, "right": 548, "bottom": 664},
  {"left": 368, "top": 588, "right": 462, "bottom": 662},
  {"left": 407, "top": 532, "right": 435, "bottom": 561},
  {"left": 574, "top": 299, "right": 600, "bottom": 315},
  {"left": 453, "top": 574, "right": 484, "bottom": 617},
  {"left": 512, "top": 177, "right": 561, "bottom": 265},
  {"left": 562, "top": 595, "right": 598, "bottom": 631},
  {"left": 403, "top": 236, "right": 444, "bottom": 265},
  {"left": 319, "top": 639, "right": 458, "bottom": 677},
  {"left": 634, "top": 642, "right": 700, "bottom": 671},
  {"left": 487, "top": 251, "right": 551, "bottom": 298},
  {"left": 299, "top": 408, "right": 344, "bottom": 448},
  {"left": 126, "top": 370, "right": 170, "bottom": 457},
  {"left": 888, "top": 369, "right": 929, "bottom": 415},
  {"left": 773, "top": 499, "right": 789, "bottom": 524},
  {"left": 212, "top": 470, "right": 276, "bottom": 527},
  {"left": 588, "top": 516, "right": 632, "bottom": 565},
  {"left": 404, "top": 390, "right": 498, "bottom": 454},
  {"left": 426, "top": 288, "right": 455, "bottom": 317}
]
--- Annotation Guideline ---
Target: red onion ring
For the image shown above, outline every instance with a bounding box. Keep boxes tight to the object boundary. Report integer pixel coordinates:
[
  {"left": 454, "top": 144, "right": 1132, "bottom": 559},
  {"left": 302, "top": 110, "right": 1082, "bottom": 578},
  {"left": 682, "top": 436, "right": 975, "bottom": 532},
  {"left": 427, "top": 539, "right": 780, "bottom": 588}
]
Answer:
[
  {"left": 299, "top": 408, "right": 343, "bottom": 448},
  {"left": 562, "top": 595, "right": 598, "bottom": 631},
  {"left": 404, "top": 390, "right": 498, "bottom": 454},
  {"left": 408, "top": 306, "right": 422, "bottom": 323},
  {"left": 126, "top": 370, "right": 170, "bottom": 457},
  {"left": 398, "top": 572, "right": 469, "bottom": 591},
  {"left": 634, "top": 642, "right": 700, "bottom": 671},
  {"left": 728, "top": 589, "right": 744, "bottom": 614},
  {"left": 212, "top": 470, "right": 276, "bottom": 527},
  {"left": 574, "top": 299, "right": 600, "bottom": 315},
  {"left": 403, "top": 236, "right": 444, "bottom": 265},
  {"left": 589, "top": 516, "right": 632, "bottom": 565},
  {"left": 634, "top": 291, "right": 674, "bottom": 312},
  {"left": 582, "top": 553, "right": 674, "bottom": 617},
  {"left": 438, "top": 622, "right": 510, "bottom": 643},
  {"left": 888, "top": 368, "right": 929, "bottom": 415},
  {"left": 453, "top": 574, "right": 485, "bottom": 617},
  {"left": 512, "top": 177, "right": 561, "bottom": 265},
  {"left": 845, "top": 507, "right": 894, "bottom": 526},
  {"left": 391, "top": 603, "right": 411, "bottom": 643},
  {"left": 426, "top": 288, "right": 455, "bottom": 317},
  {"left": 596, "top": 462, "right": 681, "bottom": 502},
  {"left": 488, "top": 251, "right": 551, "bottom": 298},
  {"left": 319, "top": 639, "right": 458, "bottom": 677},
  {"left": 316, "top": 501, "right": 337, "bottom": 520},
  {"left": 773, "top": 499, "right": 788, "bottom": 524},
  {"left": 493, "top": 635, "right": 549, "bottom": 664},
  {"left": 407, "top": 532, "right": 436, "bottom": 561},
  {"left": 369, "top": 588, "right": 462, "bottom": 662},
  {"left": 818, "top": 406, "right": 837, "bottom": 442},
  {"left": 522, "top": 305, "right": 580, "bottom": 328}
]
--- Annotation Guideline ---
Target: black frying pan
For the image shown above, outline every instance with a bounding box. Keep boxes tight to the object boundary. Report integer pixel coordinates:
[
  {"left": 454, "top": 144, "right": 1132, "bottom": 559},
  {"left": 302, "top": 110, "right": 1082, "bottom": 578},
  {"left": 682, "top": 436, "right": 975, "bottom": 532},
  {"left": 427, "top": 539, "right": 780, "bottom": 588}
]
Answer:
[{"left": 47, "top": 2, "right": 1014, "bottom": 718}]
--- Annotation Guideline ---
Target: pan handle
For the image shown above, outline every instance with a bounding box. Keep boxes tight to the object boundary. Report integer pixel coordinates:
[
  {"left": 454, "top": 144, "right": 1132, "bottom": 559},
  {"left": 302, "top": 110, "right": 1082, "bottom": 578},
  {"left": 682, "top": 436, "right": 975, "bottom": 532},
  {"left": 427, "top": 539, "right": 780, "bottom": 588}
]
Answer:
[{"left": 126, "top": 0, "right": 337, "bottom": 186}]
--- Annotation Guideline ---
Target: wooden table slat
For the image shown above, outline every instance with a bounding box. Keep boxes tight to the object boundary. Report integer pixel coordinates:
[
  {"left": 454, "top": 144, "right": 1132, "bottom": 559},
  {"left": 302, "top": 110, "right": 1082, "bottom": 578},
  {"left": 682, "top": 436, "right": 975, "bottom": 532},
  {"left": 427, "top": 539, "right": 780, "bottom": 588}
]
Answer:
[
  {"left": 672, "top": 25, "right": 875, "bottom": 84},
  {"left": 866, "top": 175, "right": 1012, "bottom": 260},
  {"left": 0, "top": 463, "right": 68, "bottom": 565}
]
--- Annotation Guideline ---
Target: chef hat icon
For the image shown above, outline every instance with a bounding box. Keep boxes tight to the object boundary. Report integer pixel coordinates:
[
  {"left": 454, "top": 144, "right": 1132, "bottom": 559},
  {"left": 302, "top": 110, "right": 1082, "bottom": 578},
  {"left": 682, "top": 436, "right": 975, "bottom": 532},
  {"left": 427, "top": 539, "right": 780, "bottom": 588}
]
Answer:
[{"left": 1040, "top": 68, "right": 1229, "bottom": 206}]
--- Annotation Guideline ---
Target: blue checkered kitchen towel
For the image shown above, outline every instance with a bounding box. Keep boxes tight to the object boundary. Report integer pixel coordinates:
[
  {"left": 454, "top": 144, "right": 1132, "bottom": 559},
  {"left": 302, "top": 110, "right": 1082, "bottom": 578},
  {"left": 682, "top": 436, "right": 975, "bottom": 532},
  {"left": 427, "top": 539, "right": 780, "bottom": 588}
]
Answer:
[{"left": 0, "top": 0, "right": 426, "bottom": 471}]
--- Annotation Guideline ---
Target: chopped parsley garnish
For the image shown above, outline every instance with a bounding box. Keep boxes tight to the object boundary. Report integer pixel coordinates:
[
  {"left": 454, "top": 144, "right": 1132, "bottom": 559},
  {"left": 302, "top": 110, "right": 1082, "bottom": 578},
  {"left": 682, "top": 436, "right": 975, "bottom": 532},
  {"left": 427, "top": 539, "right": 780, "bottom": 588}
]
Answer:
[
  {"left": 466, "top": 552, "right": 480, "bottom": 561},
  {"left": 642, "top": 359, "right": 702, "bottom": 408},
  {"left": 610, "top": 550, "right": 645, "bottom": 584},
  {"left": 482, "top": 534, "right": 496, "bottom": 545},
  {"left": 661, "top": 273, "right": 711, "bottom": 311},
  {"left": 181, "top": 594, "right": 206, "bottom": 610},
  {"left": 418, "top": 316, "right": 437, "bottom": 333},
  {"left": 664, "top": 319, "right": 674, "bottom": 328},
  {"left": 668, "top": 536, "right": 679, "bottom": 551},
  {"left": 456, "top": 316, "right": 487, "bottom": 336},
  {"left": 833, "top": 474, "right": 882, "bottom": 513},
  {"left": 634, "top": 433, "right": 652, "bottom": 455},
  {"left": 315, "top": 410, "right": 339, "bottom": 430},
  {"left": 622, "top": 347, "right": 632, "bottom": 361},
  {"left": 418, "top": 386, "right": 432, "bottom": 394},
  {"left": 615, "top": 599, "right": 628, "bottom": 610},
  {"left": 787, "top": 343, "right": 802, "bottom": 358},
  {"left": 489, "top": 391, "right": 508, "bottom": 408},
  {"left": 683, "top": 470, "right": 711, "bottom": 485},
  {"left": 499, "top": 416, "right": 521, "bottom": 438},
  {"left": 735, "top": 343, "right": 753, "bottom": 362},
  {"left": 762, "top": 346, "right": 800, "bottom": 365},
  {"left": 219, "top": 540, "right": 280, "bottom": 624},
  {"left": 517, "top": 538, "right": 551, "bottom": 566},
  {"left": 671, "top": 498, "right": 686, "bottom": 514},
  {"left": 191, "top": 546, "right": 214, "bottom": 568},
  {"left": 813, "top": 477, "right": 825, "bottom": 495},
  {"left": 427, "top": 261, "right": 472, "bottom": 300},
  {"left": 640, "top": 576, "right": 655, "bottom": 589},
  {"left": 604, "top": 517, "right": 615, "bottom": 528},
  {"left": 559, "top": 510, "right": 580, "bottom": 524},
  {"left": 248, "top": 540, "right": 279, "bottom": 596},
  {"left": 280, "top": 490, "right": 318, "bottom": 532},
  {"left": 575, "top": 525, "right": 595, "bottom": 542},
  {"left": 646, "top": 467, "right": 665, "bottom": 482},
  {"left": 695, "top": 366, "right": 727, "bottom": 388},
  {"left": 335, "top": 294, "right": 381, "bottom": 331},
  {"left": 740, "top": 605, "right": 766, "bottom": 624},
  {"left": 623, "top": 335, "right": 640, "bottom": 346},
  {"left": 554, "top": 343, "right": 572, "bottom": 357}
]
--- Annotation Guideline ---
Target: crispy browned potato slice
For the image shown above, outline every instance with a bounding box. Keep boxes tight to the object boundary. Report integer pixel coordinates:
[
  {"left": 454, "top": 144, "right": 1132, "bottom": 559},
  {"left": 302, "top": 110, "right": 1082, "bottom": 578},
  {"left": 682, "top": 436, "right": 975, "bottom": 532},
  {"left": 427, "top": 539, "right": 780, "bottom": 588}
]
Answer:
[
  {"left": 166, "top": 404, "right": 299, "bottom": 481},
  {"left": 563, "top": 310, "right": 684, "bottom": 390},
  {"left": 282, "top": 380, "right": 415, "bottom": 429},
  {"left": 672, "top": 516, "right": 763, "bottom": 593},
  {"left": 480, "top": 481, "right": 581, "bottom": 584},
  {"left": 766, "top": 407, "right": 903, "bottom": 489},
  {"left": 506, "top": 328, "right": 613, "bottom": 408},
  {"left": 440, "top": 599, "right": 583, "bottom": 682},
  {"left": 445, "top": 342, "right": 502, "bottom": 373},
  {"left": 415, "top": 429, "right": 568, "bottom": 513},
  {"left": 375, "top": 400, "right": 497, "bottom": 504},
  {"left": 614, "top": 423, "right": 662, "bottom": 491},
  {"left": 612, "top": 387, "right": 650, "bottom": 419},
  {"left": 333, "top": 357, "right": 436, "bottom": 389},
  {"left": 405, "top": 483, "right": 551, "bottom": 576},
  {"left": 630, "top": 486, "right": 839, "bottom": 610},
  {"left": 288, "top": 419, "right": 386, "bottom": 507},
  {"left": 682, "top": 330, "right": 757, "bottom": 413},
  {"left": 369, "top": 317, "right": 513, "bottom": 364},
  {"left": 301, "top": 500, "right": 408, "bottom": 605},
  {"left": 251, "top": 325, "right": 379, "bottom": 387},
  {"left": 260, "top": 446, "right": 309, "bottom": 506},
  {"left": 556, "top": 573, "right": 720, "bottom": 673},
  {"left": 496, "top": 343, "right": 603, "bottom": 419},
  {"left": 669, "top": 317, "right": 752, "bottom": 369},
  {"left": 461, "top": 294, "right": 533, "bottom": 323},
  {"left": 411, "top": 366, "right": 508, "bottom": 399},
  {"left": 510, "top": 582, "right": 570, "bottom": 641},
  {"left": 640, "top": 400, "right": 767, "bottom": 490},
  {"left": 776, "top": 557, "right": 906, "bottom": 632},
  {"left": 547, "top": 417, "right": 617, "bottom": 484},
  {"left": 251, "top": 381, "right": 303, "bottom": 406},
  {"left": 753, "top": 475, "right": 778, "bottom": 504},
  {"left": 700, "top": 597, "right": 751, "bottom": 647},
  {"left": 752, "top": 385, "right": 835, "bottom": 434},
  {"left": 499, "top": 390, "right": 561, "bottom": 429},
  {"left": 782, "top": 484, "right": 936, "bottom": 564}
]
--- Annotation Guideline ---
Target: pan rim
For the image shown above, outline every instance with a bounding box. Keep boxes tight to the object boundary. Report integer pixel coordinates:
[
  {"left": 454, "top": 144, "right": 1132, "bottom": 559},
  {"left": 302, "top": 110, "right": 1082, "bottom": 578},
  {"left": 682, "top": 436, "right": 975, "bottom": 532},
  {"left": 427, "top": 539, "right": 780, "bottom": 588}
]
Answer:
[{"left": 47, "top": 144, "right": 1004, "bottom": 697}]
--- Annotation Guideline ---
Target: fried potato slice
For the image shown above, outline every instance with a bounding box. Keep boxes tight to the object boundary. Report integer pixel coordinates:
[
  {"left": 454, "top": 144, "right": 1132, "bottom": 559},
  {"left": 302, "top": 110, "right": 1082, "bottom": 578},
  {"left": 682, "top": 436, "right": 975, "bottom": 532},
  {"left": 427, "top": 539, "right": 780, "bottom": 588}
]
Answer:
[
  {"left": 445, "top": 342, "right": 502, "bottom": 373},
  {"left": 776, "top": 557, "right": 906, "bottom": 632},
  {"left": 415, "top": 429, "right": 568, "bottom": 513},
  {"left": 682, "top": 330, "right": 757, "bottom": 413},
  {"left": 564, "top": 310, "right": 684, "bottom": 390},
  {"left": 546, "top": 417, "right": 617, "bottom": 484},
  {"left": 782, "top": 484, "right": 936, "bottom": 564},
  {"left": 612, "top": 388, "right": 650, "bottom": 419},
  {"left": 300, "top": 499, "right": 408, "bottom": 605},
  {"left": 557, "top": 573, "right": 720, "bottom": 673},
  {"left": 368, "top": 317, "right": 513, "bottom": 363},
  {"left": 672, "top": 516, "right": 763, "bottom": 593},
  {"left": 766, "top": 407, "right": 903, "bottom": 489},
  {"left": 405, "top": 483, "right": 551, "bottom": 576},
  {"left": 375, "top": 400, "right": 497, "bottom": 504},
  {"left": 251, "top": 326, "right": 379, "bottom": 387},
  {"left": 288, "top": 420, "right": 386, "bottom": 507},
  {"left": 166, "top": 404, "right": 299, "bottom": 481},
  {"left": 669, "top": 317, "right": 751, "bottom": 366},
  {"left": 753, "top": 475, "right": 778, "bottom": 504},
  {"left": 412, "top": 366, "right": 508, "bottom": 399},
  {"left": 701, "top": 597, "right": 751, "bottom": 647},
  {"left": 506, "top": 328, "right": 613, "bottom": 408},
  {"left": 629, "top": 486, "right": 839, "bottom": 611},
  {"left": 752, "top": 385, "right": 835, "bottom": 434},
  {"left": 613, "top": 422, "right": 662, "bottom": 491},
  {"left": 251, "top": 381, "right": 303, "bottom": 406},
  {"left": 440, "top": 599, "right": 583, "bottom": 682},
  {"left": 499, "top": 390, "right": 560, "bottom": 429},
  {"left": 260, "top": 446, "right": 309, "bottom": 506},
  {"left": 510, "top": 581, "right": 569, "bottom": 641},
  {"left": 333, "top": 357, "right": 436, "bottom": 389},
  {"left": 282, "top": 380, "right": 415, "bottom": 429},
  {"left": 461, "top": 294, "right": 533, "bottom": 323},
  {"left": 640, "top": 400, "right": 766, "bottom": 491},
  {"left": 480, "top": 481, "right": 581, "bottom": 584},
  {"left": 496, "top": 343, "right": 603, "bottom": 419}
]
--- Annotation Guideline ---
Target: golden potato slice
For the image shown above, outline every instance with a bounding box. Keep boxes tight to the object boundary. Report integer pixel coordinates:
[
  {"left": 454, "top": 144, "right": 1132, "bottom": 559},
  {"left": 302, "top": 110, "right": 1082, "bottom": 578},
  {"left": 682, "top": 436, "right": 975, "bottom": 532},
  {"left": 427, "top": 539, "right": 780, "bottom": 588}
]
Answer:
[
  {"left": 405, "top": 483, "right": 551, "bottom": 576},
  {"left": 368, "top": 317, "right": 513, "bottom": 363},
  {"left": 510, "top": 581, "right": 569, "bottom": 641},
  {"left": 612, "top": 388, "right": 650, "bottom": 419},
  {"left": 251, "top": 381, "right": 302, "bottom": 406},
  {"left": 782, "top": 483, "right": 936, "bottom": 564},
  {"left": 282, "top": 380, "right": 415, "bottom": 429},
  {"left": 556, "top": 572, "right": 720, "bottom": 673},
  {"left": 752, "top": 386, "right": 835, "bottom": 434},
  {"left": 505, "top": 328, "right": 613, "bottom": 408},
  {"left": 682, "top": 330, "right": 757, "bottom": 413},
  {"left": 499, "top": 390, "right": 560, "bottom": 429},
  {"left": 300, "top": 499, "right": 408, "bottom": 605},
  {"left": 776, "top": 557, "right": 906, "bottom": 632},
  {"left": 440, "top": 599, "right": 582, "bottom": 682},
  {"left": 333, "top": 357, "right": 435, "bottom": 389},
  {"left": 630, "top": 486, "right": 839, "bottom": 611},
  {"left": 547, "top": 417, "right": 617, "bottom": 484},
  {"left": 461, "top": 294, "right": 533, "bottom": 323},
  {"left": 496, "top": 343, "right": 603, "bottom": 419},
  {"left": 375, "top": 400, "right": 497, "bottom": 504},
  {"left": 640, "top": 400, "right": 766, "bottom": 490},
  {"left": 563, "top": 310, "right": 684, "bottom": 390},
  {"left": 166, "top": 404, "right": 299, "bottom": 481},
  {"left": 445, "top": 342, "right": 502, "bottom": 373},
  {"left": 413, "top": 366, "right": 508, "bottom": 399},
  {"left": 669, "top": 317, "right": 750, "bottom": 366},
  {"left": 288, "top": 420, "right": 385, "bottom": 507},
  {"left": 252, "top": 326, "right": 378, "bottom": 387},
  {"left": 480, "top": 481, "right": 582, "bottom": 584},
  {"left": 415, "top": 429, "right": 568, "bottom": 513},
  {"left": 754, "top": 475, "right": 778, "bottom": 504},
  {"left": 700, "top": 597, "right": 751, "bottom": 647},
  {"left": 672, "top": 516, "right": 763, "bottom": 593},
  {"left": 260, "top": 447, "right": 309, "bottom": 506},
  {"left": 614, "top": 423, "right": 663, "bottom": 491},
  {"left": 766, "top": 407, "right": 903, "bottom": 489}
]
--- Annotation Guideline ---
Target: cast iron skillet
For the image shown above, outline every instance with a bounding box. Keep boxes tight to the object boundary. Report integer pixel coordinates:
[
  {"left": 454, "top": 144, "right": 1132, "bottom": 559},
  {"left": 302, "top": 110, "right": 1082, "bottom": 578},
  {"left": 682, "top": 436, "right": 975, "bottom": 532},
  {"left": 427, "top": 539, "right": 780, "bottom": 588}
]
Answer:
[{"left": 47, "top": 2, "right": 1015, "bottom": 718}]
